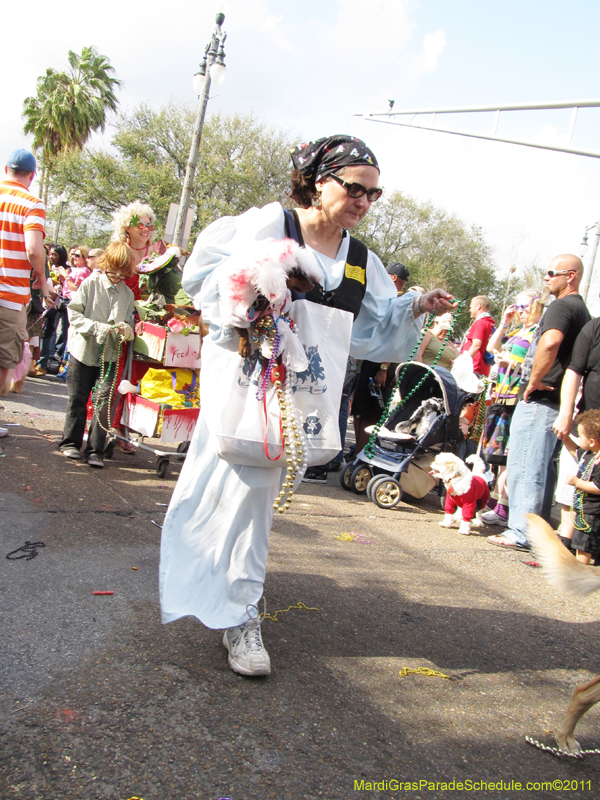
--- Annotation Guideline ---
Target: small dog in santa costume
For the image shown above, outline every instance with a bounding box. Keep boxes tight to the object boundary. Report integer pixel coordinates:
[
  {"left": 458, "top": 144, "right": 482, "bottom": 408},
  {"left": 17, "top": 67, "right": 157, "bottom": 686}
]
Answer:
[{"left": 430, "top": 452, "right": 490, "bottom": 535}]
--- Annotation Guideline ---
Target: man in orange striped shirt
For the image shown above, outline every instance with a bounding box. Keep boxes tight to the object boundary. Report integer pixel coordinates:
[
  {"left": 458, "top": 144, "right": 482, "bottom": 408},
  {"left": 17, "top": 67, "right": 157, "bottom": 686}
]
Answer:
[{"left": 0, "top": 150, "right": 50, "bottom": 421}]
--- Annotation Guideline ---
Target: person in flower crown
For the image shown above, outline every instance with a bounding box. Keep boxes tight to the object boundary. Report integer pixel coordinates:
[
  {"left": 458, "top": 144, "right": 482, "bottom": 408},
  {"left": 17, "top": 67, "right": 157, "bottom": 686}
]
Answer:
[
  {"left": 111, "top": 201, "right": 157, "bottom": 299},
  {"left": 159, "top": 133, "right": 456, "bottom": 678}
]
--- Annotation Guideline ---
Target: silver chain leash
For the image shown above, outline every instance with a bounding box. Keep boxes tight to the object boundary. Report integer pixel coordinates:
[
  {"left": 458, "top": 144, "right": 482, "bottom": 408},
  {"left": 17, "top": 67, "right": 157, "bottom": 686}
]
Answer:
[{"left": 526, "top": 735, "right": 600, "bottom": 759}]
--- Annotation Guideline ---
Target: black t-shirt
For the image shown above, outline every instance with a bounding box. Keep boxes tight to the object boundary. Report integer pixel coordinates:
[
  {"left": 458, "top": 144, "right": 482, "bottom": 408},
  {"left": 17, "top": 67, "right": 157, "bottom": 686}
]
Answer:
[
  {"left": 526, "top": 294, "right": 591, "bottom": 407},
  {"left": 570, "top": 317, "right": 600, "bottom": 412},
  {"left": 576, "top": 449, "right": 600, "bottom": 519}
]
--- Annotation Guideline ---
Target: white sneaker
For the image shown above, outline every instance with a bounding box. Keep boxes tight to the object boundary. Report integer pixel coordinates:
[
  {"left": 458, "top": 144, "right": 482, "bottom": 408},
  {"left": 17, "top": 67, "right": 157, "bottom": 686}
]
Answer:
[
  {"left": 0, "top": 426, "right": 7, "bottom": 438},
  {"left": 481, "top": 509, "right": 508, "bottom": 527},
  {"left": 223, "top": 604, "right": 271, "bottom": 677}
]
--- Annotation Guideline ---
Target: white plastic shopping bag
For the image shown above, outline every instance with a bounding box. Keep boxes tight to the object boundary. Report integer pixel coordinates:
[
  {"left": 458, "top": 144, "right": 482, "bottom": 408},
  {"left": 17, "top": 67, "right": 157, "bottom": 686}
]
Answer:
[
  {"left": 201, "top": 335, "right": 286, "bottom": 468},
  {"left": 288, "top": 300, "right": 353, "bottom": 466},
  {"left": 204, "top": 300, "right": 353, "bottom": 468}
]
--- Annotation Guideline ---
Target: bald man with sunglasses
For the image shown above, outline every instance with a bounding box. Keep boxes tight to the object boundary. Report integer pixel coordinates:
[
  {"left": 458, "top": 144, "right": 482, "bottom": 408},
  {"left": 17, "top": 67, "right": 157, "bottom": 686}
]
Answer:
[{"left": 488, "top": 254, "right": 591, "bottom": 550}]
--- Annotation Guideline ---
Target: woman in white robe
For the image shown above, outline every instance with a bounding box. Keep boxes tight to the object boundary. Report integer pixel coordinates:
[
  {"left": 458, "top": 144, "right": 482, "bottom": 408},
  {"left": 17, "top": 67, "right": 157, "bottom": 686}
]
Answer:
[{"left": 159, "top": 135, "right": 455, "bottom": 677}]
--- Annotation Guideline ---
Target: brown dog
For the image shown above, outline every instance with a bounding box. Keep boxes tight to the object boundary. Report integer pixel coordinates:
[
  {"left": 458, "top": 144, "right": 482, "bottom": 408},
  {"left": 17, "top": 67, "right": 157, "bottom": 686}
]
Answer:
[{"left": 527, "top": 513, "right": 600, "bottom": 753}]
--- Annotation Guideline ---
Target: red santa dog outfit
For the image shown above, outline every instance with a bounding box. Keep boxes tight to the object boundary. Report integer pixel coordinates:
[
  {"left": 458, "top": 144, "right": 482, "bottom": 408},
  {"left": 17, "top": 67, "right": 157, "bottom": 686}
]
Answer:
[{"left": 431, "top": 452, "right": 490, "bottom": 535}]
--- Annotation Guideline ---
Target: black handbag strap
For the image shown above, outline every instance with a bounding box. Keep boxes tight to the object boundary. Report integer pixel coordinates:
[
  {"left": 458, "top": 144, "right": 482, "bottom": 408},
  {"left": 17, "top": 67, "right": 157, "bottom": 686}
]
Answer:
[
  {"left": 284, "top": 208, "right": 305, "bottom": 247},
  {"left": 283, "top": 208, "right": 368, "bottom": 320}
]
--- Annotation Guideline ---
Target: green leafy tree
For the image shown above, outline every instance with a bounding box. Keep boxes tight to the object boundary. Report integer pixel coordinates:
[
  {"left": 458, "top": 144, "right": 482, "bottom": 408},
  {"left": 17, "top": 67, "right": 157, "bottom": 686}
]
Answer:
[
  {"left": 47, "top": 103, "right": 295, "bottom": 245},
  {"left": 354, "top": 191, "right": 500, "bottom": 331},
  {"left": 23, "top": 46, "right": 122, "bottom": 202}
]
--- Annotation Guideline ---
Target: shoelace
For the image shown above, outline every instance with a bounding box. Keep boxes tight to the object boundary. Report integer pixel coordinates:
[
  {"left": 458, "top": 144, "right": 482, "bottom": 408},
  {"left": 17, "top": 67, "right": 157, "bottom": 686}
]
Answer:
[{"left": 241, "top": 603, "right": 265, "bottom": 655}]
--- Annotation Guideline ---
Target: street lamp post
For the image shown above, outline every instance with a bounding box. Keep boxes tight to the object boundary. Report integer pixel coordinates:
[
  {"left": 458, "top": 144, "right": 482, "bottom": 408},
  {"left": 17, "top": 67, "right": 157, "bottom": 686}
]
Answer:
[
  {"left": 579, "top": 221, "right": 600, "bottom": 302},
  {"left": 54, "top": 192, "right": 68, "bottom": 245},
  {"left": 172, "top": 13, "right": 227, "bottom": 247}
]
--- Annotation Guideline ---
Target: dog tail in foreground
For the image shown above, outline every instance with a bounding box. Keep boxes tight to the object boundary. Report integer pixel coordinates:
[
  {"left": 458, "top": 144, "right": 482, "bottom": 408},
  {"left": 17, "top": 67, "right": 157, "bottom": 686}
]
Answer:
[
  {"left": 465, "top": 454, "right": 486, "bottom": 477},
  {"left": 526, "top": 514, "right": 600, "bottom": 597}
]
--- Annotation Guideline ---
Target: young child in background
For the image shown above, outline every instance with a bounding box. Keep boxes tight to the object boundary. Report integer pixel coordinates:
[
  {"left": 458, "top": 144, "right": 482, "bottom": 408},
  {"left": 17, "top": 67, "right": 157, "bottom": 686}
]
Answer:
[
  {"left": 562, "top": 409, "right": 600, "bottom": 564},
  {"left": 58, "top": 242, "right": 136, "bottom": 468}
]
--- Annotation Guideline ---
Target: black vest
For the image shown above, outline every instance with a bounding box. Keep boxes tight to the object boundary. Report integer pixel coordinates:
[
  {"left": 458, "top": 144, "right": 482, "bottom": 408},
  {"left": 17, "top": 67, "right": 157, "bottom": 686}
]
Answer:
[{"left": 284, "top": 209, "right": 368, "bottom": 320}]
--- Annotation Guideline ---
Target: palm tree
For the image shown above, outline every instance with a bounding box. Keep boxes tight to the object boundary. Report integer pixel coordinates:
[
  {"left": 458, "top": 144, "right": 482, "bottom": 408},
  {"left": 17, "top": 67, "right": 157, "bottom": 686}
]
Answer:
[{"left": 22, "top": 46, "right": 122, "bottom": 201}]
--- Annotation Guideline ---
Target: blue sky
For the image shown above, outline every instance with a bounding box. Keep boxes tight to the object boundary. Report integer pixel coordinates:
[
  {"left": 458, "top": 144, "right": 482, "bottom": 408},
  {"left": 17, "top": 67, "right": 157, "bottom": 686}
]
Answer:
[{"left": 3, "top": 0, "right": 600, "bottom": 309}]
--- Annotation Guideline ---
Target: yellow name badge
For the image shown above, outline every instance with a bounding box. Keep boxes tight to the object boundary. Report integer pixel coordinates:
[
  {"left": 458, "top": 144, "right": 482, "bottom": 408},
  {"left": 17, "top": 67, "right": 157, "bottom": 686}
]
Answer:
[{"left": 345, "top": 263, "right": 366, "bottom": 284}]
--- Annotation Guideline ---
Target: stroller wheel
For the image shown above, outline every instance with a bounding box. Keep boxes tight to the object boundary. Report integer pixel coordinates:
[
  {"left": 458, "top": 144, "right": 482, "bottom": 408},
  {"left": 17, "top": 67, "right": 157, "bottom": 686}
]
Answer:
[
  {"left": 340, "top": 462, "right": 355, "bottom": 490},
  {"left": 372, "top": 477, "right": 402, "bottom": 510},
  {"left": 350, "top": 465, "right": 372, "bottom": 494},
  {"left": 367, "top": 474, "right": 385, "bottom": 501}
]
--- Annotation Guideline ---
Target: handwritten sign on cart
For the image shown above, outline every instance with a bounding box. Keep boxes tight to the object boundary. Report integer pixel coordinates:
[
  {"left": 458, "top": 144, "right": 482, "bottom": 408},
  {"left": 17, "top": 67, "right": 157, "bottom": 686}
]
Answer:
[{"left": 164, "top": 333, "right": 202, "bottom": 369}]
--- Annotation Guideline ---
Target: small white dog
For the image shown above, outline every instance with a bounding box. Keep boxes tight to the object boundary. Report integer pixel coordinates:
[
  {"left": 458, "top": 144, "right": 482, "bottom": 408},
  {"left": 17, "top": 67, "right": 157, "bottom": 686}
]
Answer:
[{"left": 430, "top": 452, "right": 490, "bottom": 535}]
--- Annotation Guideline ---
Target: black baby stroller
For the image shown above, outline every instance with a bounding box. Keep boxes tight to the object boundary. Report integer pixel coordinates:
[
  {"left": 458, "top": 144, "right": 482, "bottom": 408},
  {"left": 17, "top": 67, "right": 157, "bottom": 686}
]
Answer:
[{"left": 340, "top": 362, "right": 482, "bottom": 509}]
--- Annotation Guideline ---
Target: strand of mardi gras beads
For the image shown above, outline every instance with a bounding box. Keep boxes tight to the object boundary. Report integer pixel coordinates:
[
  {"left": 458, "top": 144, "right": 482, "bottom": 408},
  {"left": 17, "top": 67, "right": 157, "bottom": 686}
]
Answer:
[
  {"left": 272, "top": 366, "right": 307, "bottom": 514},
  {"left": 93, "top": 327, "right": 122, "bottom": 434},
  {"left": 364, "top": 300, "right": 464, "bottom": 458},
  {"left": 250, "top": 315, "right": 307, "bottom": 514},
  {"left": 571, "top": 453, "right": 595, "bottom": 531},
  {"left": 468, "top": 377, "right": 488, "bottom": 443},
  {"left": 251, "top": 314, "right": 281, "bottom": 401}
]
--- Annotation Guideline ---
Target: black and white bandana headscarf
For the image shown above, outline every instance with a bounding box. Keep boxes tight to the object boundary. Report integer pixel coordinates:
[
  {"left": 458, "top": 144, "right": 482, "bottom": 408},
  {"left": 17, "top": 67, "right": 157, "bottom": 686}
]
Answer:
[{"left": 290, "top": 135, "right": 379, "bottom": 182}]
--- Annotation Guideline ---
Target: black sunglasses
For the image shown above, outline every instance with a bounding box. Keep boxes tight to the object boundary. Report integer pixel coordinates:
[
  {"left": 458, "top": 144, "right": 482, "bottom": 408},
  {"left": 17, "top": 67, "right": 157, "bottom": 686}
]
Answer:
[{"left": 329, "top": 174, "right": 383, "bottom": 202}]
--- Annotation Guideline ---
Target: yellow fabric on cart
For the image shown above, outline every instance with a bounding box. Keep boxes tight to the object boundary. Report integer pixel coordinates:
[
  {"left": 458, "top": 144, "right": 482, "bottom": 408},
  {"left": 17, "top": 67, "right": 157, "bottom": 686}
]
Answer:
[{"left": 139, "top": 368, "right": 200, "bottom": 408}]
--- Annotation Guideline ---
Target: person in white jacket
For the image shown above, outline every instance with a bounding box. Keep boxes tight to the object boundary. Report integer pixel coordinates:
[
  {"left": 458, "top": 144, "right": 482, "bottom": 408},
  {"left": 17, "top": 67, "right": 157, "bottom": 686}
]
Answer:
[{"left": 159, "top": 135, "right": 456, "bottom": 677}]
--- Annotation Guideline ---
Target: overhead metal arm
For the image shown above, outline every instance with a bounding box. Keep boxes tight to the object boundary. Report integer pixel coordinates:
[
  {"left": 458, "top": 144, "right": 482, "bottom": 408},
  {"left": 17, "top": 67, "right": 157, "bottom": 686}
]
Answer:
[{"left": 358, "top": 100, "right": 600, "bottom": 159}]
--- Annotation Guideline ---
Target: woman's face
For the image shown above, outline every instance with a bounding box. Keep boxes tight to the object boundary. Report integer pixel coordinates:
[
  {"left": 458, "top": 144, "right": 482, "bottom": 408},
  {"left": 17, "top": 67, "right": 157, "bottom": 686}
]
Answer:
[
  {"left": 126, "top": 214, "right": 154, "bottom": 247},
  {"left": 72, "top": 250, "right": 86, "bottom": 269},
  {"left": 514, "top": 295, "right": 535, "bottom": 325},
  {"left": 316, "top": 165, "right": 381, "bottom": 230},
  {"left": 49, "top": 249, "right": 60, "bottom": 265}
]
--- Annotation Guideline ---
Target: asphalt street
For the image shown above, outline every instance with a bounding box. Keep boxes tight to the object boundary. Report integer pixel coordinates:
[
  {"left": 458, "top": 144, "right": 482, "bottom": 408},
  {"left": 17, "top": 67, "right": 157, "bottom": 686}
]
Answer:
[{"left": 1, "top": 376, "right": 600, "bottom": 800}]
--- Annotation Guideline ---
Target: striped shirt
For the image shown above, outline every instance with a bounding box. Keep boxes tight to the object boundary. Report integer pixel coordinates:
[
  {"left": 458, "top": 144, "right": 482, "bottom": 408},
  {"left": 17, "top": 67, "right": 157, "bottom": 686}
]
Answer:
[
  {"left": 495, "top": 325, "right": 536, "bottom": 400},
  {"left": 0, "top": 180, "right": 46, "bottom": 310}
]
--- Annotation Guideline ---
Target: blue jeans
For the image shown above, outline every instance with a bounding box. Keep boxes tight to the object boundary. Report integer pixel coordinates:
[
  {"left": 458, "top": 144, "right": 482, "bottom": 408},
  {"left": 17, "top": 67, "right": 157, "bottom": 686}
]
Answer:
[
  {"left": 330, "top": 388, "right": 352, "bottom": 466},
  {"left": 505, "top": 401, "right": 559, "bottom": 545}
]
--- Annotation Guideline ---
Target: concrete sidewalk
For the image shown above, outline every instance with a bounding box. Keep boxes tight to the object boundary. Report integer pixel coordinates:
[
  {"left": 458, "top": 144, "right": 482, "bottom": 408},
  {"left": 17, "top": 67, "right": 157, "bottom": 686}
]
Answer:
[{"left": 1, "top": 376, "right": 599, "bottom": 800}]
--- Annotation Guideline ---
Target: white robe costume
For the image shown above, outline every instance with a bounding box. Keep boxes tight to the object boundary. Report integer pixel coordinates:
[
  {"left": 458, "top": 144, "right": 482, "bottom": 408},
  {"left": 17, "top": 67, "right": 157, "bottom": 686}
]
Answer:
[{"left": 159, "top": 203, "right": 424, "bottom": 629}]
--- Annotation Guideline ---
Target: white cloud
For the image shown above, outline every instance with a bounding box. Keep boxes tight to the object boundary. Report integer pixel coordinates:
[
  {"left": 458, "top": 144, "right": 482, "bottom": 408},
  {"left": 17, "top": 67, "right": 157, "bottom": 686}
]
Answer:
[
  {"left": 227, "top": 0, "right": 292, "bottom": 52},
  {"left": 334, "top": 0, "right": 416, "bottom": 52},
  {"left": 420, "top": 30, "right": 447, "bottom": 74}
]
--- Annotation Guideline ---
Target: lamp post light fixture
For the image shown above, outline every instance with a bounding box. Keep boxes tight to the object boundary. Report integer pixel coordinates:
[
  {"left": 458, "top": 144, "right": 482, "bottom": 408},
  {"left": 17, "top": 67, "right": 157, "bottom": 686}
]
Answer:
[
  {"left": 54, "top": 192, "right": 68, "bottom": 245},
  {"left": 579, "top": 221, "right": 600, "bottom": 302},
  {"left": 172, "top": 12, "right": 227, "bottom": 247}
]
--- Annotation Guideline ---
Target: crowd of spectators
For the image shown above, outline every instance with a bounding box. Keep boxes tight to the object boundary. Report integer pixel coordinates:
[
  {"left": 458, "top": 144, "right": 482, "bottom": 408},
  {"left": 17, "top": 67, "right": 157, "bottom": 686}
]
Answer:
[{"left": 1, "top": 147, "right": 599, "bottom": 568}]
